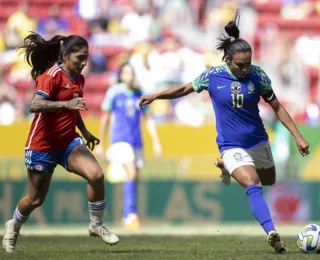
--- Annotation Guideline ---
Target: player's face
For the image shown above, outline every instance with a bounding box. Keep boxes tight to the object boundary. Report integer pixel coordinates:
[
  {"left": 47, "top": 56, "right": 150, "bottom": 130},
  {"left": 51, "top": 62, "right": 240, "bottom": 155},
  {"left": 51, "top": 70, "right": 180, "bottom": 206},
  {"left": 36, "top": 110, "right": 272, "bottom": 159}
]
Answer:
[
  {"left": 64, "top": 46, "right": 89, "bottom": 75},
  {"left": 228, "top": 51, "right": 252, "bottom": 79},
  {"left": 120, "top": 64, "right": 135, "bottom": 86}
]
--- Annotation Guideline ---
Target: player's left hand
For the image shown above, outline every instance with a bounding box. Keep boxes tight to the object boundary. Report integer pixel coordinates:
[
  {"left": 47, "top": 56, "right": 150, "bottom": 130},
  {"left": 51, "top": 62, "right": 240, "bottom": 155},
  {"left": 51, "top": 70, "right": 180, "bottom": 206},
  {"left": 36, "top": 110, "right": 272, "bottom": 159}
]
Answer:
[
  {"left": 82, "top": 130, "right": 100, "bottom": 151},
  {"left": 295, "top": 135, "right": 310, "bottom": 157}
]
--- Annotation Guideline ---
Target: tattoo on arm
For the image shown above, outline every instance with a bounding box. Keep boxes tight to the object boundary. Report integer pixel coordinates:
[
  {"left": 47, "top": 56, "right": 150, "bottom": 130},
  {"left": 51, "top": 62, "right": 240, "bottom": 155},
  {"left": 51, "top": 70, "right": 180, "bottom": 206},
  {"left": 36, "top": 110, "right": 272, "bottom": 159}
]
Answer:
[{"left": 30, "top": 94, "right": 68, "bottom": 113}]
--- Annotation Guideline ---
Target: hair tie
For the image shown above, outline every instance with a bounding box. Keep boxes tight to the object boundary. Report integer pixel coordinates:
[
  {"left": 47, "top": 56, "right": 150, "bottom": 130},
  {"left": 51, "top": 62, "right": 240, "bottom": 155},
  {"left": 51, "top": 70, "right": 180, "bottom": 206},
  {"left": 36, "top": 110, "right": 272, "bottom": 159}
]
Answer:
[
  {"left": 60, "top": 40, "right": 64, "bottom": 46},
  {"left": 230, "top": 36, "right": 236, "bottom": 42}
]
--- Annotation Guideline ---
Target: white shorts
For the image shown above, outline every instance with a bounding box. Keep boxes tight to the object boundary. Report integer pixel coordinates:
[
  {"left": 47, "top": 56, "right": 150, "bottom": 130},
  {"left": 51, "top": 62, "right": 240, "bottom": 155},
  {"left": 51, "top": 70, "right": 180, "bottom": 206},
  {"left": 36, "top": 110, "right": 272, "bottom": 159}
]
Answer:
[
  {"left": 222, "top": 141, "right": 275, "bottom": 175},
  {"left": 106, "top": 142, "right": 144, "bottom": 168}
]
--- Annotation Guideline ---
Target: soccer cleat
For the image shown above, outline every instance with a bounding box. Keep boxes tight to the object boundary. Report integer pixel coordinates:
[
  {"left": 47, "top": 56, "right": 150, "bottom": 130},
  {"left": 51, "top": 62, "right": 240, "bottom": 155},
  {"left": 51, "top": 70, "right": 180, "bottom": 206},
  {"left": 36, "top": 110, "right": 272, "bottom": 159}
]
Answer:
[
  {"left": 122, "top": 214, "right": 140, "bottom": 231},
  {"left": 2, "top": 220, "right": 19, "bottom": 253},
  {"left": 268, "top": 231, "right": 286, "bottom": 253},
  {"left": 89, "top": 225, "right": 119, "bottom": 246},
  {"left": 215, "top": 158, "right": 231, "bottom": 185}
]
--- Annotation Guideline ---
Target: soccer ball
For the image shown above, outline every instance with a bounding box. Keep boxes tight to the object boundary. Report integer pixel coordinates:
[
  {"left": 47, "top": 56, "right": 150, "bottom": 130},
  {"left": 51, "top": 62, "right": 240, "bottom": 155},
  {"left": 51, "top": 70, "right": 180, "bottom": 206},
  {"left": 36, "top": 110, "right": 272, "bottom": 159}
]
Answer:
[{"left": 297, "top": 224, "right": 320, "bottom": 253}]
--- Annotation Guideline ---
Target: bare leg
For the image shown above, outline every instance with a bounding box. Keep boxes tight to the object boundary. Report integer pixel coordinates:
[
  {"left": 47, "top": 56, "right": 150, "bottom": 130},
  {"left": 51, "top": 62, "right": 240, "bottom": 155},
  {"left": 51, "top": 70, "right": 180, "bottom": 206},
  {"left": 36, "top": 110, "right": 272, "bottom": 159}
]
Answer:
[
  {"left": 18, "top": 170, "right": 52, "bottom": 216},
  {"left": 67, "top": 145, "right": 119, "bottom": 245},
  {"left": 67, "top": 145, "right": 105, "bottom": 202}
]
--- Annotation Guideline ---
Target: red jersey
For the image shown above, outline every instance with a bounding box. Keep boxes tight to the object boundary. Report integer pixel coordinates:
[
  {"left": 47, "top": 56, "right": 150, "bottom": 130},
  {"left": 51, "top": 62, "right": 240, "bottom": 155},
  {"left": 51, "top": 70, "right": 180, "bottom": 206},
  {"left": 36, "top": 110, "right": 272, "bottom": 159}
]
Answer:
[{"left": 25, "top": 63, "right": 85, "bottom": 152}]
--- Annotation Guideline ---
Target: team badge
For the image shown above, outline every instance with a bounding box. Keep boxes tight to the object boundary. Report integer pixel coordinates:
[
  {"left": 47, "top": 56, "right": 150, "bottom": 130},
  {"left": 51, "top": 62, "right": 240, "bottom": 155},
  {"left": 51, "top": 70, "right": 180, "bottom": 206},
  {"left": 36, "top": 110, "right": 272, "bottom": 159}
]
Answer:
[
  {"left": 233, "top": 152, "right": 243, "bottom": 162},
  {"left": 231, "top": 82, "right": 241, "bottom": 94},
  {"left": 35, "top": 165, "right": 44, "bottom": 171},
  {"left": 247, "top": 81, "right": 255, "bottom": 94}
]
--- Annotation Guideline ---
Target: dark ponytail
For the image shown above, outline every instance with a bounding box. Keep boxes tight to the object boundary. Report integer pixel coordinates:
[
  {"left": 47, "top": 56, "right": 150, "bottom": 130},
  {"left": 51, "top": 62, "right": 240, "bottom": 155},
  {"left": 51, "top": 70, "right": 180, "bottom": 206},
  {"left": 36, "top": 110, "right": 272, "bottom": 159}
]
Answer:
[
  {"left": 216, "top": 10, "right": 251, "bottom": 62},
  {"left": 19, "top": 32, "right": 88, "bottom": 80},
  {"left": 18, "top": 33, "right": 66, "bottom": 80}
]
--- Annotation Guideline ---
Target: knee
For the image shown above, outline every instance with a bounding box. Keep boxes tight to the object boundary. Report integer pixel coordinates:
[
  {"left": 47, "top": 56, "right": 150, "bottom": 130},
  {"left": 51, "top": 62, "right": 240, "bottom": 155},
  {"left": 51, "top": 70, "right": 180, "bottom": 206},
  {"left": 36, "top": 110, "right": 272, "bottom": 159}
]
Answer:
[
  {"left": 127, "top": 169, "right": 138, "bottom": 180},
  {"left": 243, "top": 176, "right": 261, "bottom": 189},
  {"left": 124, "top": 163, "right": 138, "bottom": 180},
  {"left": 88, "top": 170, "right": 105, "bottom": 184},
  {"left": 27, "top": 197, "right": 44, "bottom": 208}
]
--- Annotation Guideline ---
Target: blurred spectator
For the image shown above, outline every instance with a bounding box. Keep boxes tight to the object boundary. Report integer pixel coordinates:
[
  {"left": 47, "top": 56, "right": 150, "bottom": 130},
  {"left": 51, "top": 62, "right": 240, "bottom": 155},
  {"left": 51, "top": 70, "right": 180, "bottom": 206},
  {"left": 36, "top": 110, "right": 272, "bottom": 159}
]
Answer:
[
  {"left": 6, "top": 2, "right": 36, "bottom": 42},
  {"left": 120, "top": 5, "right": 153, "bottom": 47},
  {"left": 37, "top": 5, "right": 70, "bottom": 39},
  {"left": 0, "top": 68, "right": 18, "bottom": 125}
]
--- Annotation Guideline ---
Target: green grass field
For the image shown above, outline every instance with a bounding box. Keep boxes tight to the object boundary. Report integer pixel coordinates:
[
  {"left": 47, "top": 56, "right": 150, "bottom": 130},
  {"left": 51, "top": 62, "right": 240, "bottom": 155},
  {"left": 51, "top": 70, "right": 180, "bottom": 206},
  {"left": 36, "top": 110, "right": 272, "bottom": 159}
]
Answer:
[{"left": 0, "top": 235, "right": 319, "bottom": 260}]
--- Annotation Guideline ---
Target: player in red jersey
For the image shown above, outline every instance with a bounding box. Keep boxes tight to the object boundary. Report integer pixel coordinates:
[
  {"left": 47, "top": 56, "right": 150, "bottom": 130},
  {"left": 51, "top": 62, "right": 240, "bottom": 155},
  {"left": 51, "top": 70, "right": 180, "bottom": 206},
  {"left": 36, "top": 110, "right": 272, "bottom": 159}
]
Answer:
[{"left": 2, "top": 33, "right": 119, "bottom": 253}]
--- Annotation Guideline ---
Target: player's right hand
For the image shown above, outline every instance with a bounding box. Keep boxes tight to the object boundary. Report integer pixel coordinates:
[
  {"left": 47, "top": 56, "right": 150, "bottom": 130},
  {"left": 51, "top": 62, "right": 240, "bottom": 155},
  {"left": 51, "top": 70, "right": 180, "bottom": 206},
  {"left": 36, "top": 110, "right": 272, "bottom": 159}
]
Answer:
[
  {"left": 295, "top": 135, "right": 310, "bottom": 157},
  {"left": 139, "top": 95, "right": 155, "bottom": 109},
  {"left": 67, "top": 98, "right": 87, "bottom": 110}
]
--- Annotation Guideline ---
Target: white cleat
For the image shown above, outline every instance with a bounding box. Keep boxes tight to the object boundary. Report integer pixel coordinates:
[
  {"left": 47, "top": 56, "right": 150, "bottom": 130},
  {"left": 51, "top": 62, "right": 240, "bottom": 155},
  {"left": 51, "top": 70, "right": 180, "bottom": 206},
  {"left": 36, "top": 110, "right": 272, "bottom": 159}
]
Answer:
[
  {"left": 89, "top": 225, "right": 119, "bottom": 246},
  {"left": 268, "top": 231, "right": 286, "bottom": 253},
  {"left": 2, "top": 220, "right": 19, "bottom": 253},
  {"left": 215, "top": 159, "right": 231, "bottom": 185}
]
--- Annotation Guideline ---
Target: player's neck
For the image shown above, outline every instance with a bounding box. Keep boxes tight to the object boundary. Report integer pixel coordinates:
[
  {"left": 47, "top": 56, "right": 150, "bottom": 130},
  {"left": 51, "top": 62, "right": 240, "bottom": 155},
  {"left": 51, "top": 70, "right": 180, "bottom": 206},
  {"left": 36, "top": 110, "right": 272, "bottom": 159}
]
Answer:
[
  {"left": 59, "top": 64, "right": 77, "bottom": 78},
  {"left": 124, "top": 83, "right": 134, "bottom": 90}
]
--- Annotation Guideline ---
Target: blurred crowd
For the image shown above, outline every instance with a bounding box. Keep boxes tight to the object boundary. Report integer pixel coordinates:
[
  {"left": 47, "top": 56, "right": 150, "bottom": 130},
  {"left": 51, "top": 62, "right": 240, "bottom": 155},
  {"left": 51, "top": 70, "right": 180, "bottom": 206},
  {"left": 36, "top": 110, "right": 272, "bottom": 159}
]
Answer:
[{"left": 1, "top": 0, "right": 320, "bottom": 126}]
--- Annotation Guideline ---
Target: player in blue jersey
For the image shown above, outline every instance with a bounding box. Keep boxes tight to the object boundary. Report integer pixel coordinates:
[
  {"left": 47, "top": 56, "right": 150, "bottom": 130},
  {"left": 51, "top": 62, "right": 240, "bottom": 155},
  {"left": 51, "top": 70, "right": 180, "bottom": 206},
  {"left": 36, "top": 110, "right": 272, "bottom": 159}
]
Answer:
[
  {"left": 96, "top": 62, "right": 162, "bottom": 230},
  {"left": 139, "top": 11, "right": 309, "bottom": 253}
]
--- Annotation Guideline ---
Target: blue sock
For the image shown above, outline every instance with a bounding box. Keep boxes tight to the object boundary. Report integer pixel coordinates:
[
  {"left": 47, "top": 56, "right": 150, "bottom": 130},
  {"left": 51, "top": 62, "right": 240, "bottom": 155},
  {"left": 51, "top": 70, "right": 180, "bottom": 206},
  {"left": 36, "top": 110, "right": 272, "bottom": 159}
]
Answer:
[
  {"left": 123, "top": 180, "right": 137, "bottom": 219},
  {"left": 246, "top": 185, "right": 275, "bottom": 234}
]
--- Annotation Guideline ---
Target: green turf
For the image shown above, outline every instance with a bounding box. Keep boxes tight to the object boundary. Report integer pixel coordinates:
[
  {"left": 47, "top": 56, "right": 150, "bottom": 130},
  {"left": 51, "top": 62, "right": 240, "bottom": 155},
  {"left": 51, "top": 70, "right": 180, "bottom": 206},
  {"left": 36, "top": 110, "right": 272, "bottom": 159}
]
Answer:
[{"left": 0, "top": 236, "right": 318, "bottom": 260}]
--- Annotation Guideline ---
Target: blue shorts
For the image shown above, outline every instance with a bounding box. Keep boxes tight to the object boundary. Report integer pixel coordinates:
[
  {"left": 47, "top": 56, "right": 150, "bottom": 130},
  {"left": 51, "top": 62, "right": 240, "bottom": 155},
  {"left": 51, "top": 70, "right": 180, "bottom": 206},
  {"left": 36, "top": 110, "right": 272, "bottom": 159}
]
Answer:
[{"left": 24, "top": 137, "right": 85, "bottom": 173}]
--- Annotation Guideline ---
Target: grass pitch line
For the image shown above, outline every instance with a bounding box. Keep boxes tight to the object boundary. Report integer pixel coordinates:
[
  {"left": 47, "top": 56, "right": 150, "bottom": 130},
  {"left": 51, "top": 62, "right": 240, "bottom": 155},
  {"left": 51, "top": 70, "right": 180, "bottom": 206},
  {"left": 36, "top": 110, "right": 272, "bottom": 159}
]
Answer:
[{"left": 0, "top": 223, "right": 305, "bottom": 236}]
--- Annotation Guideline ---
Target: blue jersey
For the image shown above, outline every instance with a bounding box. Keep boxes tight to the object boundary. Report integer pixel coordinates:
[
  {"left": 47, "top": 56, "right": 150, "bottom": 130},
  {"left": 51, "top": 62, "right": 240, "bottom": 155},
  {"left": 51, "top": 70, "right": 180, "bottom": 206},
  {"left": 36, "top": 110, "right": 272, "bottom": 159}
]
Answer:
[
  {"left": 192, "top": 64, "right": 275, "bottom": 153},
  {"left": 101, "top": 83, "right": 146, "bottom": 149}
]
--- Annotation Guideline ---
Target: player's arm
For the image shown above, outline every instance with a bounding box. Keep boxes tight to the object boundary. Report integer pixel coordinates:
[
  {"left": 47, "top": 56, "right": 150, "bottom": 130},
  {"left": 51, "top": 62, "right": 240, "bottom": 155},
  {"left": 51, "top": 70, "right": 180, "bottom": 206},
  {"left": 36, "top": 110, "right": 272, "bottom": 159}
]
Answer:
[
  {"left": 98, "top": 111, "right": 111, "bottom": 151},
  {"left": 76, "top": 111, "right": 100, "bottom": 151},
  {"left": 268, "top": 97, "right": 309, "bottom": 156},
  {"left": 143, "top": 113, "right": 162, "bottom": 157},
  {"left": 76, "top": 111, "right": 87, "bottom": 133},
  {"left": 139, "top": 83, "right": 194, "bottom": 108},
  {"left": 29, "top": 94, "right": 87, "bottom": 113}
]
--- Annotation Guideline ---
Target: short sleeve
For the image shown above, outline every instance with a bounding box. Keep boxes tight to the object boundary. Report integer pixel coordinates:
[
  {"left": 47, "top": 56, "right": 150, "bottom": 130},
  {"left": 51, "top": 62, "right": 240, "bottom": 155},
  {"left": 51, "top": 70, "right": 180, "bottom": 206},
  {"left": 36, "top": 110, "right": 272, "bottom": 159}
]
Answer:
[
  {"left": 35, "top": 75, "right": 55, "bottom": 99},
  {"left": 251, "top": 66, "right": 276, "bottom": 103},
  {"left": 101, "top": 88, "right": 114, "bottom": 112},
  {"left": 192, "top": 69, "right": 211, "bottom": 93}
]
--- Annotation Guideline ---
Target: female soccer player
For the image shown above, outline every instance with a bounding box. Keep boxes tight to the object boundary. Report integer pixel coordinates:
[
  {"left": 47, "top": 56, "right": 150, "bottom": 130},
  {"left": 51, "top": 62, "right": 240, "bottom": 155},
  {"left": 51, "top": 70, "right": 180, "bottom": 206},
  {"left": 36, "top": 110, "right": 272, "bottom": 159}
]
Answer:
[
  {"left": 139, "top": 11, "right": 309, "bottom": 253},
  {"left": 2, "top": 33, "right": 119, "bottom": 253},
  {"left": 96, "top": 62, "right": 162, "bottom": 230}
]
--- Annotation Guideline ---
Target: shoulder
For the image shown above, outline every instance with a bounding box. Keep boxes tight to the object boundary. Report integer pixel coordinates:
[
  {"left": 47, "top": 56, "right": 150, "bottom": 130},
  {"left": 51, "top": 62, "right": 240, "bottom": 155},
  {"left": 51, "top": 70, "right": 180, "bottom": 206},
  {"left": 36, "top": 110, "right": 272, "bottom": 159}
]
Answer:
[
  {"left": 37, "top": 64, "right": 62, "bottom": 83},
  {"left": 105, "top": 83, "right": 125, "bottom": 97},
  {"left": 249, "top": 65, "right": 272, "bottom": 92},
  {"left": 249, "top": 65, "right": 270, "bottom": 81}
]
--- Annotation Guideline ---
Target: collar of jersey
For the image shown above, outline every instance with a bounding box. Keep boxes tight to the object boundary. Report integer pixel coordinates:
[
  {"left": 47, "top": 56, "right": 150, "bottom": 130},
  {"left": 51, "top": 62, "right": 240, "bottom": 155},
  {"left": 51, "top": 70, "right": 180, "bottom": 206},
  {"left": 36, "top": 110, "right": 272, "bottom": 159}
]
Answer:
[
  {"left": 55, "top": 62, "right": 78, "bottom": 82},
  {"left": 224, "top": 64, "right": 237, "bottom": 80}
]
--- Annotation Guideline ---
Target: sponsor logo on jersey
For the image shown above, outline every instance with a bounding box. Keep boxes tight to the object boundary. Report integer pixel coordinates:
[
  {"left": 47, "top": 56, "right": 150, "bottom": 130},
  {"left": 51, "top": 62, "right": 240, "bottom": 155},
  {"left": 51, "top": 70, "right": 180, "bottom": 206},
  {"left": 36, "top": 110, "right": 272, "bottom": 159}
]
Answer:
[
  {"left": 65, "top": 84, "right": 70, "bottom": 89},
  {"left": 217, "top": 85, "right": 227, "bottom": 89},
  {"left": 247, "top": 81, "right": 255, "bottom": 94},
  {"left": 231, "top": 82, "right": 241, "bottom": 94}
]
